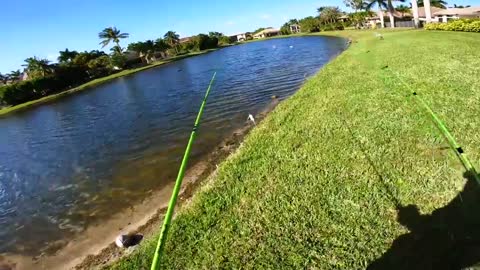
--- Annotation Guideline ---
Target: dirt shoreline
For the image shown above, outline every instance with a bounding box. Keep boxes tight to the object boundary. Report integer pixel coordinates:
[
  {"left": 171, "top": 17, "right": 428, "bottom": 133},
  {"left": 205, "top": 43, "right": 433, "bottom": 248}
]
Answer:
[{"left": 0, "top": 98, "right": 280, "bottom": 270}]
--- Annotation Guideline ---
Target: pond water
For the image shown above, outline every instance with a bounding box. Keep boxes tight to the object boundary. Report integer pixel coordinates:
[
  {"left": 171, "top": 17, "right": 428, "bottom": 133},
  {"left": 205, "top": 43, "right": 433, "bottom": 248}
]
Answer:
[{"left": 0, "top": 36, "right": 346, "bottom": 256}]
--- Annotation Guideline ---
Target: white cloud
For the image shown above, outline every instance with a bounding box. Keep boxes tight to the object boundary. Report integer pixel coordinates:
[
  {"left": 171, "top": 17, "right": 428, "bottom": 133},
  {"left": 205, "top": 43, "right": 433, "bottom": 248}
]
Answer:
[{"left": 226, "top": 21, "right": 235, "bottom": 25}]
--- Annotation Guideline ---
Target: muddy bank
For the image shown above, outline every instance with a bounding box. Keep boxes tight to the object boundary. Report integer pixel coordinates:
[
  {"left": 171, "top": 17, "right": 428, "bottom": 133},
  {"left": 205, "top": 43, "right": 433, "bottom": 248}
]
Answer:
[{"left": 0, "top": 98, "right": 280, "bottom": 270}]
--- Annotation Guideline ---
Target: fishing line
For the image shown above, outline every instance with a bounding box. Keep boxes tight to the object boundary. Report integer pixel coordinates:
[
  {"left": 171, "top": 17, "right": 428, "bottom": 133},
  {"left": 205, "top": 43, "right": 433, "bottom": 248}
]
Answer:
[
  {"left": 150, "top": 71, "right": 217, "bottom": 270},
  {"left": 384, "top": 68, "right": 480, "bottom": 184}
]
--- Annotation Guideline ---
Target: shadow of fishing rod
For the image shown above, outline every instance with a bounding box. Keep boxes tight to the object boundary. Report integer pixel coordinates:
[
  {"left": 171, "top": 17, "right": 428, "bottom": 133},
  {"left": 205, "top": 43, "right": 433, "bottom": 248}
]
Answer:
[{"left": 342, "top": 119, "right": 401, "bottom": 208}]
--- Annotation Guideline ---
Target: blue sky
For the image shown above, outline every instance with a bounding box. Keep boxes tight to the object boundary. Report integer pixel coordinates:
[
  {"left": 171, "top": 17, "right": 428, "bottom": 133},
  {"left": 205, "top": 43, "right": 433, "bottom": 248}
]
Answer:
[{"left": 0, "top": 0, "right": 477, "bottom": 73}]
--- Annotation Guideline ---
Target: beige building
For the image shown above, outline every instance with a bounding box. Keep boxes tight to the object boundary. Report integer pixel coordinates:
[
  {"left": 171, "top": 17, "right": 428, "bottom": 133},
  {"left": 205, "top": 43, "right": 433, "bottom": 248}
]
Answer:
[
  {"left": 433, "top": 6, "right": 480, "bottom": 22},
  {"left": 289, "top": 24, "right": 301, "bottom": 33},
  {"left": 253, "top": 28, "right": 280, "bottom": 39}
]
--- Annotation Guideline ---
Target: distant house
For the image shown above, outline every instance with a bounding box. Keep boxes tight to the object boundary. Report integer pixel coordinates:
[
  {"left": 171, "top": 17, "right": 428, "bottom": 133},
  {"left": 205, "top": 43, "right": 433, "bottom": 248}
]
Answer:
[
  {"left": 366, "top": 11, "right": 408, "bottom": 27},
  {"left": 415, "top": 7, "right": 447, "bottom": 22},
  {"left": 433, "top": 6, "right": 480, "bottom": 22},
  {"left": 179, "top": 37, "right": 193, "bottom": 44},
  {"left": 253, "top": 28, "right": 280, "bottom": 39},
  {"left": 338, "top": 15, "right": 350, "bottom": 22},
  {"left": 289, "top": 24, "right": 301, "bottom": 33},
  {"left": 20, "top": 72, "right": 28, "bottom": 81},
  {"left": 234, "top": 33, "right": 248, "bottom": 42}
]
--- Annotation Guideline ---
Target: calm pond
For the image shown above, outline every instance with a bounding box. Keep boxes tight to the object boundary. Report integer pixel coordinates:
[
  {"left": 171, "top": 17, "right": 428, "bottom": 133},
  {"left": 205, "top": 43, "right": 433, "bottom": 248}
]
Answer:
[{"left": 0, "top": 36, "right": 346, "bottom": 256}]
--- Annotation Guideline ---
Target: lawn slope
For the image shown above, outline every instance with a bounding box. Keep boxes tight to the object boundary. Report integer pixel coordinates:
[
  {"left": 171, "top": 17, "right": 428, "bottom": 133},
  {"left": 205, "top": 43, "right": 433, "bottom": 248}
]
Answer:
[{"left": 110, "top": 30, "right": 480, "bottom": 269}]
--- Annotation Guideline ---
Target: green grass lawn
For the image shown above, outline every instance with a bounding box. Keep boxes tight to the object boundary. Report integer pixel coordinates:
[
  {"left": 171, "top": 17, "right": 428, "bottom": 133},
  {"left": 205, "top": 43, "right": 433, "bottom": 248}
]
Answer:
[
  {"left": 0, "top": 48, "right": 221, "bottom": 116},
  {"left": 109, "top": 30, "right": 480, "bottom": 269}
]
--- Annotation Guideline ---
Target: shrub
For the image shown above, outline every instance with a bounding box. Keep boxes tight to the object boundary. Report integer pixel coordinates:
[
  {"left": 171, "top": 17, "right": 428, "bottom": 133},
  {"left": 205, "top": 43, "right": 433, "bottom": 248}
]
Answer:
[
  {"left": 321, "top": 22, "right": 345, "bottom": 31},
  {"left": 425, "top": 19, "right": 480, "bottom": 32}
]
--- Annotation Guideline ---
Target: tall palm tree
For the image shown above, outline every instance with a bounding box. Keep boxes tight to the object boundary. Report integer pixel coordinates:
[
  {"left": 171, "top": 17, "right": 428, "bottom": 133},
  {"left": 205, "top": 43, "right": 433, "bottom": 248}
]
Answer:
[
  {"left": 418, "top": 0, "right": 447, "bottom": 8},
  {"left": 163, "top": 31, "right": 180, "bottom": 54},
  {"left": 344, "top": 0, "right": 368, "bottom": 12},
  {"left": 22, "top": 57, "right": 52, "bottom": 78},
  {"left": 317, "top": 6, "right": 342, "bottom": 24},
  {"left": 58, "top": 48, "right": 79, "bottom": 63},
  {"left": 367, "top": 0, "right": 388, "bottom": 28},
  {"left": 98, "top": 27, "right": 129, "bottom": 48}
]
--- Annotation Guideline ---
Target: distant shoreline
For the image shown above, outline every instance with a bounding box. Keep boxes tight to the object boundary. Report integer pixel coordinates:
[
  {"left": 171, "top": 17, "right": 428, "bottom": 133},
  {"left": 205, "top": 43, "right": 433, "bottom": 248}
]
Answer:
[
  {"left": 0, "top": 48, "right": 224, "bottom": 117},
  {"left": 0, "top": 33, "right": 346, "bottom": 117}
]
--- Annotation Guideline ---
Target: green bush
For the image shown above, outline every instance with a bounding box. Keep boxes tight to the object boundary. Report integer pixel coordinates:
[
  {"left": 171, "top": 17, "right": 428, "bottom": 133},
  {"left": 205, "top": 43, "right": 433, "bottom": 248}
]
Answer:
[
  {"left": 425, "top": 19, "right": 480, "bottom": 32},
  {"left": 321, "top": 22, "right": 345, "bottom": 31},
  {"left": 0, "top": 65, "right": 93, "bottom": 105}
]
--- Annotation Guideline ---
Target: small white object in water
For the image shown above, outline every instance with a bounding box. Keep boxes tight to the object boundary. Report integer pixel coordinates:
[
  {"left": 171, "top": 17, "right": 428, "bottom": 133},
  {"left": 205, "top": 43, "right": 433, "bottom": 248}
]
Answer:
[
  {"left": 248, "top": 114, "right": 256, "bottom": 125},
  {"left": 289, "top": 45, "right": 293, "bottom": 48},
  {"left": 272, "top": 45, "right": 276, "bottom": 49}
]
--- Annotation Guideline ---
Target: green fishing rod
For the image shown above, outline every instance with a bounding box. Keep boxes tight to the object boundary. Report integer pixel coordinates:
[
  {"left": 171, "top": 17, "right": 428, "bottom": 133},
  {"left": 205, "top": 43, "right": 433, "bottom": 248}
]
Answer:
[
  {"left": 387, "top": 68, "right": 480, "bottom": 184},
  {"left": 150, "top": 71, "right": 217, "bottom": 270}
]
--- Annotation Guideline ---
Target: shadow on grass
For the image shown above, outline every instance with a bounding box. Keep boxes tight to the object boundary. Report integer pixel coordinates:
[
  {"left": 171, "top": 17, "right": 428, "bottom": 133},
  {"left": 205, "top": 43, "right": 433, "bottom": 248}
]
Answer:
[
  {"left": 343, "top": 120, "right": 480, "bottom": 269},
  {"left": 367, "top": 170, "right": 480, "bottom": 270}
]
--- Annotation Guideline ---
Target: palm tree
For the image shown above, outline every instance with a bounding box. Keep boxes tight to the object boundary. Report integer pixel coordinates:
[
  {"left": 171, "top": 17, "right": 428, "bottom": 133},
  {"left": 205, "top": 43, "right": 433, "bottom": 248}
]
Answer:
[
  {"left": 163, "top": 31, "right": 180, "bottom": 54},
  {"left": 345, "top": 0, "right": 368, "bottom": 28},
  {"left": 8, "top": 70, "right": 21, "bottom": 82},
  {"left": 98, "top": 27, "right": 129, "bottom": 48},
  {"left": 58, "top": 48, "right": 79, "bottom": 63},
  {"left": 418, "top": 0, "right": 447, "bottom": 8},
  {"left": 367, "top": 0, "right": 388, "bottom": 28},
  {"left": 22, "top": 57, "right": 52, "bottom": 78},
  {"left": 317, "top": 6, "right": 342, "bottom": 24},
  {"left": 128, "top": 40, "right": 157, "bottom": 64},
  {"left": 453, "top": 4, "right": 471, "bottom": 8},
  {"left": 155, "top": 39, "right": 170, "bottom": 58},
  {"left": 288, "top": 19, "right": 299, "bottom": 25},
  {"left": 344, "top": 0, "right": 368, "bottom": 12},
  {"left": 396, "top": 4, "right": 410, "bottom": 16},
  {"left": 110, "top": 45, "right": 124, "bottom": 55},
  {"left": 0, "top": 73, "right": 7, "bottom": 84}
]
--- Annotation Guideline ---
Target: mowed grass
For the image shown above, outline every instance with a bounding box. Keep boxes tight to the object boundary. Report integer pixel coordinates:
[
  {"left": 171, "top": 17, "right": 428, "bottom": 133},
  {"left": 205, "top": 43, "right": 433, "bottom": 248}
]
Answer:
[{"left": 109, "top": 30, "right": 480, "bottom": 269}]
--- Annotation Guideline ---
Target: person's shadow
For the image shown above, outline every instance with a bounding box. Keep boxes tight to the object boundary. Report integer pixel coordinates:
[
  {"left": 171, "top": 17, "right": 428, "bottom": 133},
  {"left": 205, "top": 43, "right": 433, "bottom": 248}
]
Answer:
[{"left": 368, "top": 170, "right": 480, "bottom": 270}]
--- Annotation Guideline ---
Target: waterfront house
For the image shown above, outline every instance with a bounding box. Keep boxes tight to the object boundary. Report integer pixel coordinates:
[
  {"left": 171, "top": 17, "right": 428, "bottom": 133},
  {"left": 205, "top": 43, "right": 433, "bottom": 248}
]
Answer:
[
  {"left": 234, "top": 33, "right": 248, "bottom": 42},
  {"left": 253, "top": 28, "right": 280, "bottom": 39},
  {"left": 289, "top": 24, "right": 301, "bottom": 33},
  {"left": 433, "top": 6, "right": 480, "bottom": 21}
]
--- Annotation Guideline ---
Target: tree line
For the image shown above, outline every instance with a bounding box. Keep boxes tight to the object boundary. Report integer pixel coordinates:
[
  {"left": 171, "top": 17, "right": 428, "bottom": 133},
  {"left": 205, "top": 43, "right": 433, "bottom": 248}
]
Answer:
[{"left": 0, "top": 27, "right": 232, "bottom": 106}]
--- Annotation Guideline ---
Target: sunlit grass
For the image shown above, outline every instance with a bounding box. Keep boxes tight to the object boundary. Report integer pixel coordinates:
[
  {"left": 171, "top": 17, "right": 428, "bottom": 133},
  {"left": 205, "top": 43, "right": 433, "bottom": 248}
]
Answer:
[{"left": 107, "top": 30, "right": 480, "bottom": 269}]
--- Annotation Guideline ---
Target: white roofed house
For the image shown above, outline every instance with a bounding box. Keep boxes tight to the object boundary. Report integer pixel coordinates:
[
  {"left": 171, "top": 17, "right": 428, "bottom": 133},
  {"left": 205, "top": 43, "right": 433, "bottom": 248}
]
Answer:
[
  {"left": 433, "top": 6, "right": 480, "bottom": 22},
  {"left": 235, "top": 33, "right": 248, "bottom": 42},
  {"left": 253, "top": 28, "right": 280, "bottom": 39}
]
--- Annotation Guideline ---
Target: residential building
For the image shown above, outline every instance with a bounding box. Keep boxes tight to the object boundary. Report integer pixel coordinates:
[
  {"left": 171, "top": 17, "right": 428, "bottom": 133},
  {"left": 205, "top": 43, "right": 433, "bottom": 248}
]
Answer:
[
  {"left": 416, "top": 7, "right": 447, "bottom": 22},
  {"left": 179, "top": 37, "right": 193, "bottom": 44},
  {"left": 289, "top": 24, "right": 301, "bottom": 33},
  {"left": 235, "top": 33, "right": 248, "bottom": 42},
  {"left": 253, "top": 28, "right": 280, "bottom": 39},
  {"left": 433, "top": 6, "right": 480, "bottom": 22}
]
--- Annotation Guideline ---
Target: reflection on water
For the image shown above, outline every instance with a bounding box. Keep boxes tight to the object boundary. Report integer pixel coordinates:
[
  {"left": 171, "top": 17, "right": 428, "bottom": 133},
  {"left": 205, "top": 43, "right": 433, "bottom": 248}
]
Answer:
[{"left": 0, "top": 36, "right": 346, "bottom": 255}]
